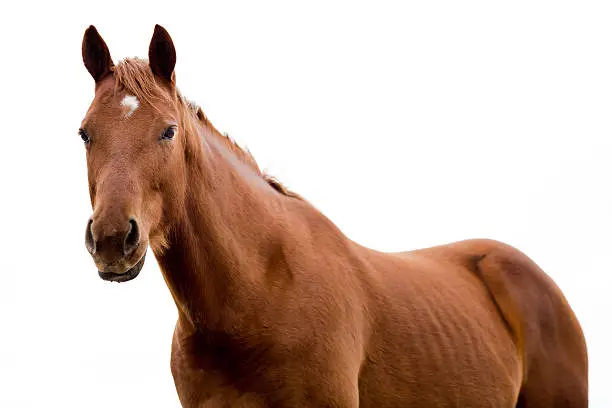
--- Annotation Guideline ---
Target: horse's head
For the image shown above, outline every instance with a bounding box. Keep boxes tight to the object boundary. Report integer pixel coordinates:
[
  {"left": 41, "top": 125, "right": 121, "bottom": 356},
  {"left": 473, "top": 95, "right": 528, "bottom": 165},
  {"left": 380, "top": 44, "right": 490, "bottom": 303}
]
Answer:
[{"left": 80, "top": 25, "right": 187, "bottom": 282}]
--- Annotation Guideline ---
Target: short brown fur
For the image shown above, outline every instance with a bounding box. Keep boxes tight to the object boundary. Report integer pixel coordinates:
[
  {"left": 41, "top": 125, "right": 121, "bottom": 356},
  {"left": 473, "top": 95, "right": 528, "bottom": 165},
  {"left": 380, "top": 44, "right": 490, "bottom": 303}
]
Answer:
[{"left": 80, "top": 25, "right": 588, "bottom": 407}]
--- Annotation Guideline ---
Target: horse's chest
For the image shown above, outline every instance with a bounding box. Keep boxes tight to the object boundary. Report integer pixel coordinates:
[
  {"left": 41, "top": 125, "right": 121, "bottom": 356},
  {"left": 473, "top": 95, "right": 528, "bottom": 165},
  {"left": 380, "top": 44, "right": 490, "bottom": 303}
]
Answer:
[{"left": 170, "top": 329, "right": 282, "bottom": 407}]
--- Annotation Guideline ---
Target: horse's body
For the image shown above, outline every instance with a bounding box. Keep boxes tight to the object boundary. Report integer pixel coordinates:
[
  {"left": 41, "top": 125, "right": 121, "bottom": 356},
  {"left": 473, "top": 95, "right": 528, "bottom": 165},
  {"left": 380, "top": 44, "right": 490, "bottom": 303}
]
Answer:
[
  {"left": 80, "top": 25, "right": 588, "bottom": 407},
  {"left": 167, "top": 234, "right": 585, "bottom": 408}
]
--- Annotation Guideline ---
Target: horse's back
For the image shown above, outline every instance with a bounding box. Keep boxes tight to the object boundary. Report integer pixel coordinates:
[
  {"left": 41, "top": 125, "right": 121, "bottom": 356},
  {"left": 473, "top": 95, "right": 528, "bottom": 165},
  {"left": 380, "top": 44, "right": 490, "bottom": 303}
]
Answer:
[{"left": 357, "top": 238, "right": 587, "bottom": 407}]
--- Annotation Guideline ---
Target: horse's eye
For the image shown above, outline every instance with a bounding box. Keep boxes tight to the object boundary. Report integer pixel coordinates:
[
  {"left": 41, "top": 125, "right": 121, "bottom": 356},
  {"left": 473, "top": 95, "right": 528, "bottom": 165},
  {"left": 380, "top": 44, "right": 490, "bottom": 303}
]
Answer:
[
  {"left": 162, "top": 126, "right": 176, "bottom": 140},
  {"left": 79, "top": 128, "right": 90, "bottom": 144}
]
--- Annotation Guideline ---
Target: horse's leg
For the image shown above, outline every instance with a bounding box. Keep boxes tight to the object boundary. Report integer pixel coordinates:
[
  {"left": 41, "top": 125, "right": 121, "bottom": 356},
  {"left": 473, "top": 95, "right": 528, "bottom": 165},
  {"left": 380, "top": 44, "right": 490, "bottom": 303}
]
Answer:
[
  {"left": 515, "top": 352, "right": 588, "bottom": 407},
  {"left": 471, "top": 241, "right": 588, "bottom": 408},
  {"left": 516, "top": 362, "right": 588, "bottom": 408},
  {"left": 513, "top": 318, "right": 588, "bottom": 406}
]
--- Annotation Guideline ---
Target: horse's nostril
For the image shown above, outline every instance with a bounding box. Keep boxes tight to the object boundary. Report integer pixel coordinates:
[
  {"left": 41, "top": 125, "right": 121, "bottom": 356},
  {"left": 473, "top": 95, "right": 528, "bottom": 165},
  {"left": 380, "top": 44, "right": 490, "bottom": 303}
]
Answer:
[
  {"left": 85, "top": 218, "right": 96, "bottom": 255},
  {"left": 124, "top": 218, "right": 140, "bottom": 256}
]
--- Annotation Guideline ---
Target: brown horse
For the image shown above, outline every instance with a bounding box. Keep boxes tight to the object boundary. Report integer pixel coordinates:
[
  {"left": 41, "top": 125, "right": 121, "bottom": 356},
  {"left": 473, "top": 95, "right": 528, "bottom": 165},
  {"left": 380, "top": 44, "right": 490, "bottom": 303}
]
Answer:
[{"left": 79, "top": 25, "right": 588, "bottom": 407}]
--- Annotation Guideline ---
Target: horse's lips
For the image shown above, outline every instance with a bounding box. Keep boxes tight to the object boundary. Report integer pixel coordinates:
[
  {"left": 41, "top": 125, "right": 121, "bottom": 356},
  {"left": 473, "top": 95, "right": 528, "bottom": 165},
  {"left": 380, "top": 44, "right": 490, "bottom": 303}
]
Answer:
[{"left": 98, "top": 253, "right": 146, "bottom": 283}]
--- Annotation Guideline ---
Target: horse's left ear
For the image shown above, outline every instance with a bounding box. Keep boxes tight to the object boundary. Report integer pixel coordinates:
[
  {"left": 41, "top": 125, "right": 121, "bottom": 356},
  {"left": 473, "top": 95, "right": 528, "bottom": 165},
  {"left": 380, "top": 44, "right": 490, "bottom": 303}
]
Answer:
[{"left": 149, "top": 24, "right": 176, "bottom": 83}]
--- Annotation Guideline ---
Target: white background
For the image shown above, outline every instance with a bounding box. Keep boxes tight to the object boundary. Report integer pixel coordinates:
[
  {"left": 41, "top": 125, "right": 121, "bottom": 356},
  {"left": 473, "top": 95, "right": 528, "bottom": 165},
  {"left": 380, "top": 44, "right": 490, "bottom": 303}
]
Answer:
[{"left": 0, "top": 1, "right": 610, "bottom": 406}]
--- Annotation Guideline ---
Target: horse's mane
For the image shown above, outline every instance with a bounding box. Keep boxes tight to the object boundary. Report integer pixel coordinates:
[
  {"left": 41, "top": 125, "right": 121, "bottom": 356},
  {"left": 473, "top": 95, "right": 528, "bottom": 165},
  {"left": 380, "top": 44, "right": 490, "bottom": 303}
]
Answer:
[{"left": 112, "top": 58, "right": 300, "bottom": 199}]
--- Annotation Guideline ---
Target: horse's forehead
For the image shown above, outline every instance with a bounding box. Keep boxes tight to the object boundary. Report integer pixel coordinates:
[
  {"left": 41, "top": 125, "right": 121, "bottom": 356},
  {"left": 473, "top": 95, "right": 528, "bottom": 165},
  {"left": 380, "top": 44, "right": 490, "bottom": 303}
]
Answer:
[
  {"left": 96, "top": 87, "right": 137, "bottom": 109},
  {"left": 83, "top": 92, "right": 141, "bottom": 139},
  {"left": 120, "top": 94, "right": 140, "bottom": 118},
  {"left": 88, "top": 88, "right": 147, "bottom": 122}
]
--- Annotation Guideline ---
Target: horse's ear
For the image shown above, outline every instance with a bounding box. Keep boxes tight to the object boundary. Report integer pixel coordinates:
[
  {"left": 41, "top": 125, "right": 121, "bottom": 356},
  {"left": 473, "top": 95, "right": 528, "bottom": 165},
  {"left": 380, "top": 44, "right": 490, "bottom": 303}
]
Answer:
[
  {"left": 149, "top": 24, "right": 176, "bottom": 83},
  {"left": 82, "top": 25, "right": 114, "bottom": 82}
]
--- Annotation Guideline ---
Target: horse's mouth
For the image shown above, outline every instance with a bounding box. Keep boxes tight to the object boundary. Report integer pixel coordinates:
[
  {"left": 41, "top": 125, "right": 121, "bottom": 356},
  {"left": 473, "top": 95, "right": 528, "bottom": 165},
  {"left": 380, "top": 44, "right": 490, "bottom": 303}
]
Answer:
[{"left": 98, "top": 253, "right": 146, "bottom": 283}]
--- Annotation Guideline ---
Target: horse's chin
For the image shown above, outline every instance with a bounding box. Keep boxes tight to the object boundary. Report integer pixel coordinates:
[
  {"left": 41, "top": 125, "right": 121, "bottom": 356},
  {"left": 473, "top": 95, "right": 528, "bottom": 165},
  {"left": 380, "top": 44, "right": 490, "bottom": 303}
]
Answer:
[{"left": 98, "top": 253, "right": 146, "bottom": 283}]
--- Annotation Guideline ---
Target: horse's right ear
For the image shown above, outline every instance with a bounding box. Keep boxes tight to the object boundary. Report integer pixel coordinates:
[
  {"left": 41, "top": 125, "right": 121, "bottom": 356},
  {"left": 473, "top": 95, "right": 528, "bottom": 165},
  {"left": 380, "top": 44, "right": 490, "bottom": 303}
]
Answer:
[{"left": 82, "top": 25, "right": 114, "bottom": 82}]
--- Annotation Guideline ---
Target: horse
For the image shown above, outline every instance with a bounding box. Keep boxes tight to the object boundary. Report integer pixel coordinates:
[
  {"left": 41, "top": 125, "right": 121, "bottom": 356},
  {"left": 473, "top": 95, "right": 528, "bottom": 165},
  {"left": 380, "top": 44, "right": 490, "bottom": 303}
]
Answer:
[{"left": 79, "top": 25, "right": 588, "bottom": 407}]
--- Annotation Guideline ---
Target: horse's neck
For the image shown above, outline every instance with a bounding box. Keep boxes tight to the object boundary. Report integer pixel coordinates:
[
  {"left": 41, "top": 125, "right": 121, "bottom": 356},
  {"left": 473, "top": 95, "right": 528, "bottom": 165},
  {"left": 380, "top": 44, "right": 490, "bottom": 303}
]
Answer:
[{"left": 156, "top": 125, "right": 289, "bottom": 333}]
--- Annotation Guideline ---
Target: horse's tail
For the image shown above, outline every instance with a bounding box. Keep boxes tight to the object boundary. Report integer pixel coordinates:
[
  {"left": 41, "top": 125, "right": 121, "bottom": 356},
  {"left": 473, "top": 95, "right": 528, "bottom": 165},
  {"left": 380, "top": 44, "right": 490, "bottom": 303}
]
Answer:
[{"left": 469, "top": 240, "right": 588, "bottom": 407}]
